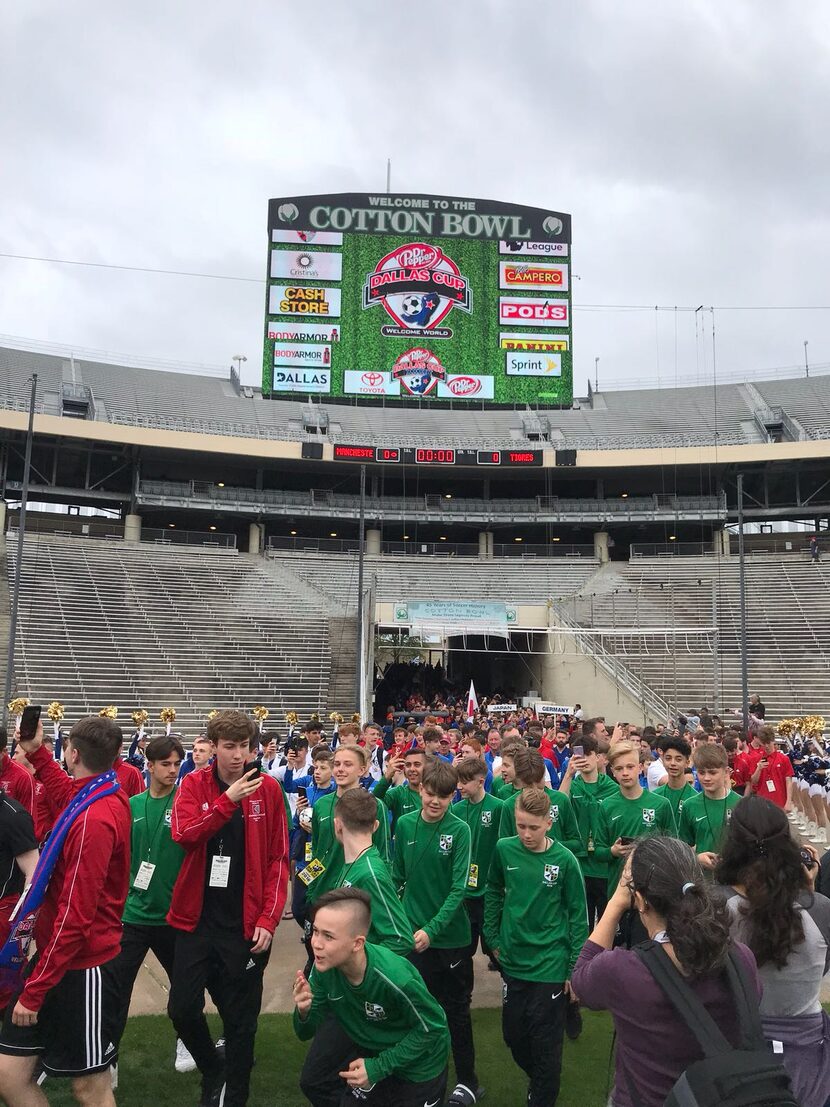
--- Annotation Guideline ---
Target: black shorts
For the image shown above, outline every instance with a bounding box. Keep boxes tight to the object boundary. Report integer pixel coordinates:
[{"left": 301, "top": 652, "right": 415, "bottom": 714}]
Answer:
[{"left": 0, "top": 958, "right": 120, "bottom": 1077}]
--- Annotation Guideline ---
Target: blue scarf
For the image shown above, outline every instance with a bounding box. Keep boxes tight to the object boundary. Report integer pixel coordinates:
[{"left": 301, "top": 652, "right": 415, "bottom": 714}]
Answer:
[{"left": 0, "top": 770, "right": 119, "bottom": 990}]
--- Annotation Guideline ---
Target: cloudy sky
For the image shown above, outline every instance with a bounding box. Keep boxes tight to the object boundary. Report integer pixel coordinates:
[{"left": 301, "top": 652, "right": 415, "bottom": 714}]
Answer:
[{"left": 2, "top": 0, "right": 828, "bottom": 392}]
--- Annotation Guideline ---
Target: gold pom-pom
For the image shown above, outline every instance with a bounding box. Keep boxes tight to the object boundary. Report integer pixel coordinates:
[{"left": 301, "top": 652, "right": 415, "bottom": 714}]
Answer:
[
  {"left": 351, "top": 712, "right": 361, "bottom": 724},
  {"left": 206, "top": 709, "right": 218, "bottom": 721},
  {"left": 131, "top": 709, "right": 149, "bottom": 727},
  {"left": 286, "top": 711, "right": 299, "bottom": 726},
  {"left": 310, "top": 712, "right": 320, "bottom": 724},
  {"left": 99, "top": 705, "right": 118, "bottom": 719},
  {"left": 46, "top": 701, "right": 65, "bottom": 722},
  {"left": 800, "top": 715, "right": 826, "bottom": 738},
  {"left": 160, "top": 707, "right": 177, "bottom": 724},
  {"left": 329, "top": 712, "right": 344, "bottom": 724},
  {"left": 252, "top": 706, "right": 269, "bottom": 723},
  {"left": 7, "top": 697, "right": 30, "bottom": 716}
]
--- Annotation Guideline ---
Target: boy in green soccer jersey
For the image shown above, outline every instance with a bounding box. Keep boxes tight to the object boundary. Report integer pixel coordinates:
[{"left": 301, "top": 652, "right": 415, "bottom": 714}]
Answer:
[
  {"left": 559, "top": 733, "right": 619, "bottom": 925},
  {"left": 112, "top": 734, "right": 216, "bottom": 1072},
  {"left": 484, "top": 788, "right": 588, "bottom": 1107},
  {"left": 678, "top": 742, "right": 740, "bottom": 871},
  {"left": 294, "top": 888, "right": 449, "bottom": 1107},
  {"left": 490, "top": 741, "right": 524, "bottom": 800},
  {"left": 651, "top": 736, "right": 696, "bottom": 824},
  {"left": 330, "top": 789, "right": 413, "bottom": 956},
  {"left": 392, "top": 759, "right": 479, "bottom": 1107},
  {"left": 372, "top": 745, "right": 424, "bottom": 837},
  {"left": 597, "top": 741, "right": 676, "bottom": 947},
  {"left": 454, "top": 757, "right": 503, "bottom": 970},
  {"left": 304, "top": 744, "right": 389, "bottom": 909},
  {"left": 498, "top": 747, "right": 582, "bottom": 855}
]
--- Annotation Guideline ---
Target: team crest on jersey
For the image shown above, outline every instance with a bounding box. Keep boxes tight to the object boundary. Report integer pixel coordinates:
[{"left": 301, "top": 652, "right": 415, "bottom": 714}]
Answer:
[
  {"left": 364, "top": 1002, "right": 387, "bottom": 1021},
  {"left": 642, "top": 809, "right": 656, "bottom": 825},
  {"left": 549, "top": 805, "right": 560, "bottom": 822},
  {"left": 543, "top": 864, "right": 560, "bottom": 886},
  {"left": 481, "top": 811, "right": 493, "bottom": 827},
  {"left": 248, "top": 799, "right": 264, "bottom": 821},
  {"left": 201, "top": 802, "right": 209, "bottom": 812},
  {"left": 439, "top": 834, "right": 454, "bottom": 853}
]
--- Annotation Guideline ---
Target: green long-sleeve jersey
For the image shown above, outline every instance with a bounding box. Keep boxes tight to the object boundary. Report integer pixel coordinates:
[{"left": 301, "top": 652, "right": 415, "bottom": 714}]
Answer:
[
  {"left": 498, "top": 787, "right": 582, "bottom": 855},
  {"left": 293, "top": 942, "right": 449, "bottom": 1086},
  {"left": 306, "top": 789, "right": 389, "bottom": 904},
  {"left": 484, "top": 835, "right": 588, "bottom": 982},
  {"left": 372, "top": 776, "right": 422, "bottom": 836},
  {"left": 567, "top": 773, "right": 620, "bottom": 880},
  {"left": 652, "top": 781, "right": 698, "bottom": 825},
  {"left": 452, "top": 791, "right": 504, "bottom": 898},
  {"left": 596, "top": 789, "right": 677, "bottom": 892},
  {"left": 328, "top": 845, "right": 414, "bottom": 955},
  {"left": 392, "top": 809, "right": 472, "bottom": 949},
  {"left": 678, "top": 789, "right": 741, "bottom": 856}
]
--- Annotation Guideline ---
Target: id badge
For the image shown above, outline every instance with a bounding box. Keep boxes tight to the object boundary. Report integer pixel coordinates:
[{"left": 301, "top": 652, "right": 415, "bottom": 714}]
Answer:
[
  {"left": 209, "top": 855, "right": 231, "bottom": 888},
  {"left": 305, "top": 841, "right": 313, "bottom": 862},
  {"left": 766, "top": 779, "right": 776, "bottom": 793},
  {"left": 468, "top": 863, "right": 479, "bottom": 889},
  {"left": 298, "top": 858, "right": 326, "bottom": 886},
  {"left": 134, "top": 861, "right": 156, "bottom": 890}
]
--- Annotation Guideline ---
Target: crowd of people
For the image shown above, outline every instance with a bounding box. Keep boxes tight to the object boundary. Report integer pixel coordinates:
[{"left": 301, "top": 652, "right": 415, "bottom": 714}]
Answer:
[{"left": 0, "top": 696, "right": 827, "bottom": 1107}]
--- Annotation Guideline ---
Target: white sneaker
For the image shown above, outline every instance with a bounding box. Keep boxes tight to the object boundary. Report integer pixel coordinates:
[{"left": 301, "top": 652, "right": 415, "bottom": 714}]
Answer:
[{"left": 175, "top": 1038, "right": 197, "bottom": 1073}]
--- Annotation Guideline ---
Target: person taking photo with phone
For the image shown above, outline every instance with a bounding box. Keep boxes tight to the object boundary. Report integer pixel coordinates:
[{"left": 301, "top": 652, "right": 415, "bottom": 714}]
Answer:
[
  {"left": 716, "top": 795, "right": 830, "bottom": 1107},
  {"left": 166, "top": 710, "right": 289, "bottom": 1107}
]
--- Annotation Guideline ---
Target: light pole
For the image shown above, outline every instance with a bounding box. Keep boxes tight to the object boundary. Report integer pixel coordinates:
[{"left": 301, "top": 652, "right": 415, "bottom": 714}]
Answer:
[
  {"left": 594, "top": 357, "right": 599, "bottom": 392},
  {"left": 804, "top": 341, "right": 809, "bottom": 378},
  {"left": 232, "top": 354, "right": 247, "bottom": 380}
]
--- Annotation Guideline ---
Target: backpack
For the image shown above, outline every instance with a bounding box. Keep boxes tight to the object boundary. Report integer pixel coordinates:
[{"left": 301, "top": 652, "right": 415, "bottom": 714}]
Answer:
[{"left": 624, "top": 943, "right": 799, "bottom": 1107}]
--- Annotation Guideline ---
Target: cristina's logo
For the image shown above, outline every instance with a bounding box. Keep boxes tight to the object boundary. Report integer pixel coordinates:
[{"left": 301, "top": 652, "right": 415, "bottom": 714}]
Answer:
[{"left": 363, "top": 242, "right": 472, "bottom": 339}]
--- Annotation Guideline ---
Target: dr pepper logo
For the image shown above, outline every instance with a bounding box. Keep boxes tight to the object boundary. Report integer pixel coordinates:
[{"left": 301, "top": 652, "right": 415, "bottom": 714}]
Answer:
[{"left": 363, "top": 242, "right": 472, "bottom": 338}]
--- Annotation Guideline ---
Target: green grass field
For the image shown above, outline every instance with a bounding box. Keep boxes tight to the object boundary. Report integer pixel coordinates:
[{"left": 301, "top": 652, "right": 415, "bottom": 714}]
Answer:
[{"left": 43, "top": 1009, "right": 615, "bottom": 1106}]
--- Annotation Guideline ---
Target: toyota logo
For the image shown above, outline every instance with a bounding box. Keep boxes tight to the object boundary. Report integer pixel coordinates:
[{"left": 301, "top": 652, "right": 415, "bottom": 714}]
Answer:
[{"left": 362, "top": 372, "right": 384, "bottom": 387}]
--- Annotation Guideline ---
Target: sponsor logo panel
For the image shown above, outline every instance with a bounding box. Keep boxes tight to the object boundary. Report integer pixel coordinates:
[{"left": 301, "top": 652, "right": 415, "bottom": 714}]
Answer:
[
  {"left": 436, "top": 375, "right": 495, "bottom": 399},
  {"left": 498, "top": 298, "right": 569, "bottom": 327},
  {"left": 269, "top": 286, "right": 342, "bottom": 317},
  {"left": 344, "top": 370, "right": 401, "bottom": 396},
  {"left": 273, "top": 343, "right": 331, "bottom": 367},
  {"left": 499, "top": 261, "right": 569, "bottom": 292},
  {"left": 271, "top": 369, "right": 331, "bottom": 394},
  {"left": 271, "top": 228, "right": 344, "bottom": 245},
  {"left": 390, "top": 347, "right": 446, "bottom": 396},
  {"left": 500, "top": 239, "right": 569, "bottom": 257},
  {"left": 500, "top": 332, "right": 569, "bottom": 352},
  {"left": 270, "top": 250, "right": 343, "bottom": 281},
  {"left": 506, "top": 352, "right": 562, "bottom": 377},
  {"left": 266, "top": 322, "right": 341, "bottom": 342}
]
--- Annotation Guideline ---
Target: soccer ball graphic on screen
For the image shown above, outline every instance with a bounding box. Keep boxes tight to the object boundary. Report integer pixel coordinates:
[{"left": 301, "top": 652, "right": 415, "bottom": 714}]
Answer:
[{"left": 400, "top": 293, "right": 440, "bottom": 328}]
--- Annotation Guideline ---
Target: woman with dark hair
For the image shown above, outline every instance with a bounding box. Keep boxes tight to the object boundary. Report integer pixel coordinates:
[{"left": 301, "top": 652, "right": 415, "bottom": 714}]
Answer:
[
  {"left": 716, "top": 794, "right": 830, "bottom": 1107},
  {"left": 572, "top": 835, "right": 761, "bottom": 1107}
]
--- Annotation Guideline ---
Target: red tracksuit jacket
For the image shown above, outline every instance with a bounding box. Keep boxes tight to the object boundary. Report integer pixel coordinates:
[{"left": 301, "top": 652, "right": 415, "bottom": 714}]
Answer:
[
  {"left": 167, "top": 766, "right": 289, "bottom": 938},
  {"left": 0, "top": 753, "right": 39, "bottom": 837},
  {"left": 22, "top": 746, "right": 131, "bottom": 1011}
]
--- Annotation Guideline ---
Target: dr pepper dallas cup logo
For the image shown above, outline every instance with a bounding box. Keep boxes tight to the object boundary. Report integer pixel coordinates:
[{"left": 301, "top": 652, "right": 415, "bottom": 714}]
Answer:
[{"left": 362, "top": 241, "right": 472, "bottom": 339}]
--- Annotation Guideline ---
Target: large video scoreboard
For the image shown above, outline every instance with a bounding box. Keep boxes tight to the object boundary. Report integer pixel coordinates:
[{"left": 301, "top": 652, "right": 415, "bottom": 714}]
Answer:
[{"left": 262, "top": 193, "right": 572, "bottom": 407}]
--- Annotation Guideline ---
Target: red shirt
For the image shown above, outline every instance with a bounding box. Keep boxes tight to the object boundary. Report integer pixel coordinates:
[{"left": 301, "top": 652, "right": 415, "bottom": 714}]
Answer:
[
  {"left": 116, "top": 758, "right": 145, "bottom": 797},
  {"left": 751, "top": 750, "right": 793, "bottom": 808},
  {"left": 0, "top": 753, "right": 38, "bottom": 836},
  {"left": 23, "top": 746, "right": 131, "bottom": 1011},
  {"left": 732, "top": 745, "right": 765, "bottom": 790},
  {"left": 168, "top": 765, "right": 289, "bottom": 938}
]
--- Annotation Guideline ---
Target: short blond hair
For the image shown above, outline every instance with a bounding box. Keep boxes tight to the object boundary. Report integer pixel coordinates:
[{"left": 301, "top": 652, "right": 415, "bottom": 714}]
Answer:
[
  {"left": 334, "top": 743, "right": 369, "bottom": 770},
  {"left": 516, "top": 787, "right": 551, "bottom": 819},
  {"left": 606, "top": 740, "right": 638, "bottom": 767}
]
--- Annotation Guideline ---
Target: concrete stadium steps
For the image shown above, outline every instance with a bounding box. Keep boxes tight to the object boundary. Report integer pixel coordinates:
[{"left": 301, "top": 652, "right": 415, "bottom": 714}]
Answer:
[
  {"left": 6, "top": 536, "right": 337, "bottom": 736},
  {"left": 571, "top": 555, "right": 830, "bottom": 722},
  {"left": 266, "top": 550, "right": 601, "bottom": 607}
]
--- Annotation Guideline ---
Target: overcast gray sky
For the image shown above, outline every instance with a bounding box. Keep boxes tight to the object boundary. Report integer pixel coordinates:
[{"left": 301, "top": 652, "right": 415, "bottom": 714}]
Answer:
[{"left": 2, "top": 0, "right": 829, "bottom": 392}]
